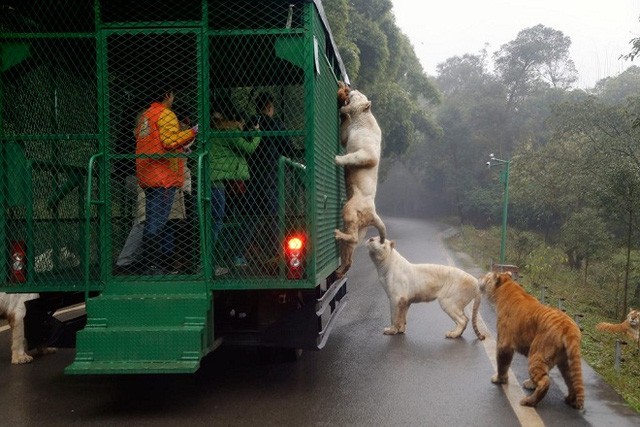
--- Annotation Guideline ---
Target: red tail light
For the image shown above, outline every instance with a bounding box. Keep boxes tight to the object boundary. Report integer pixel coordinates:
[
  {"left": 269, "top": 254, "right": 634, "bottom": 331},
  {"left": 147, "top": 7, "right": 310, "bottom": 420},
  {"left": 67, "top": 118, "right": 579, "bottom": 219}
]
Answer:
[
  {"left": 10, "top": 240, "right": 26, "bottom": 283},
  {"left": 284, "top": 234, "right": 305, "bottom": 279}
]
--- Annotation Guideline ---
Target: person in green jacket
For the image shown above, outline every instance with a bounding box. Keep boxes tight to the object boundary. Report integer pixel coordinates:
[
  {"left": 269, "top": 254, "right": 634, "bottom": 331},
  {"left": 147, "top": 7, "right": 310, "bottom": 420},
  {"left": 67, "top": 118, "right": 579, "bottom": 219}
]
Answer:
[{"left": 210, "top": 107, "right": 260, "bottom": 273}]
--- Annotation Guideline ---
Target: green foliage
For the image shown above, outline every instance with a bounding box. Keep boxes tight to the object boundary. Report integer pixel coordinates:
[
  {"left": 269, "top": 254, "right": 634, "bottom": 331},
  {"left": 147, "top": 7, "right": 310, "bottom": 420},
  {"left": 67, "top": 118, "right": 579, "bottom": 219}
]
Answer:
[
  {"left": 522, "top": 243, "right": 565, "bottom": 287},
  {"left": 592, "top": 66, "right": 640, "bottom": 105},
  {"left": 494, "top": 24, "right": 577, "bottom": 108},
  {"left": 322, "top": 0, "right": 361, "bottom": 80},
  {"left": 560, "top": 208, "right": 611, "bottom": 268},
  {"left": 347, "top": 11, "right": 390, "bottom": 84},
  {"left": 323, "top": 0, "right": 441, "bottom": 158},
  {"left": 458, "top": 186, "right": 502, "bottom": 228},
  {"left": 509, "top": 229, "right": 542, "bottom": 268},
  {"left": 325, "top": 1, "right": 640, "bottom": 341},
  {"left": 406, "top": 25, "right": 581, "bottom": 225}
]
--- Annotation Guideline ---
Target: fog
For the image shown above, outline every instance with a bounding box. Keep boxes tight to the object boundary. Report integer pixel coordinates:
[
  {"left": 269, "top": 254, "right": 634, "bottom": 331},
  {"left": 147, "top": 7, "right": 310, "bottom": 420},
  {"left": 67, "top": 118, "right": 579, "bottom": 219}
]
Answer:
[
  {"left": 376, "top": 161, "right": 438, "bottom": 219},
  {"left": 392, "top": 0, "right": 639, "bottom": 89}
]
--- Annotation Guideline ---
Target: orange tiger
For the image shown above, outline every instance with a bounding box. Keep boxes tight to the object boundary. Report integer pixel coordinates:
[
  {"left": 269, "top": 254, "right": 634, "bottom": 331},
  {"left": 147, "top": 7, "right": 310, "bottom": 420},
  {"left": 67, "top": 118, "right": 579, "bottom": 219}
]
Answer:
[
  {"left": 480, "top": 272, "right": 585, "bottom": 409},
  {"left": 596, "top": 309, "right": 639, "bottom": 343}
]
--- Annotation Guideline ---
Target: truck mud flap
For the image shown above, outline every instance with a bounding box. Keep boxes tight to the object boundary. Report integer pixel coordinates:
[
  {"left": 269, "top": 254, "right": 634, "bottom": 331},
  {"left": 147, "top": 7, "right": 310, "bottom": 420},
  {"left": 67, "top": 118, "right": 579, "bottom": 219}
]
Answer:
[{"left": 262, "top": 276, "right": 347, "bottom": 350}]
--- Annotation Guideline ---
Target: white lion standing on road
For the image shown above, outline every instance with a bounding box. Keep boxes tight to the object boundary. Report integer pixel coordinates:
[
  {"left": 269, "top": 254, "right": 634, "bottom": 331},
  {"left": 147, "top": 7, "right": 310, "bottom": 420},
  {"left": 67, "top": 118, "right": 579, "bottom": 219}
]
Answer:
[
  {"left": 1, "top": 292, "right": 56, "bottom": 364},
  {"left": 366, "top": 236, "right": 485, "bottom": 340}
]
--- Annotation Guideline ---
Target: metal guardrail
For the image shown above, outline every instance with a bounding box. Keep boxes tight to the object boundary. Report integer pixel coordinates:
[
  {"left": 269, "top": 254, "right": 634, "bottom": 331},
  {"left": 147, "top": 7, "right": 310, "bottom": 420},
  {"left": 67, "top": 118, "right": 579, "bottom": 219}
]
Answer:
[{"left": 84, "top": 152, "right": 104, "bottom": 300}]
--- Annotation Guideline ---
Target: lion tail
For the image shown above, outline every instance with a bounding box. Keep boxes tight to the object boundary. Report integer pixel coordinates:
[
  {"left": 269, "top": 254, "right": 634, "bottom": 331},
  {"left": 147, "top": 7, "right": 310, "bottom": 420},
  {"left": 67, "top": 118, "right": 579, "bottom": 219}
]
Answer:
[
  {"left": 471, "top": 286, "right": 485, "bottom": 340},
  {"left": 564, "top": 329, "right": 586, "bottom": 409}
]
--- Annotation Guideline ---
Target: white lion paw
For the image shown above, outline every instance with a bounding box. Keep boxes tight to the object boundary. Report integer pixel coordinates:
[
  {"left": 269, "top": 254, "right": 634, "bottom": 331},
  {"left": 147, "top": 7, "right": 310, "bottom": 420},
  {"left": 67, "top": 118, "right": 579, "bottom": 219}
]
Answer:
[{"left": 11, "top": 353, "right": 33, "bottom": 364}]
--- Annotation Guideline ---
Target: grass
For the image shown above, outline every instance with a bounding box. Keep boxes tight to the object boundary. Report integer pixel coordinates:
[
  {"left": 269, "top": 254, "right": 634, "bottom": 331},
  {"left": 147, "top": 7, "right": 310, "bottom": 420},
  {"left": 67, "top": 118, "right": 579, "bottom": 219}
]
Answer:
[{"left": 444, "top": 224, "right": 640, "bottom": 413}]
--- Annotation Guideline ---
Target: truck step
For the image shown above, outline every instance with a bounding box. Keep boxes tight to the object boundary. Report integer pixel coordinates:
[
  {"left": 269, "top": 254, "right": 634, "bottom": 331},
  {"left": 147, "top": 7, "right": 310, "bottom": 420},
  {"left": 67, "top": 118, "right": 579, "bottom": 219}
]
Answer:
[
  {"left": 66, "top": 360, "right": 201, "bottom": 374},
  {"left": 85, "top": 293, "right": 210, "bottom": 327}
]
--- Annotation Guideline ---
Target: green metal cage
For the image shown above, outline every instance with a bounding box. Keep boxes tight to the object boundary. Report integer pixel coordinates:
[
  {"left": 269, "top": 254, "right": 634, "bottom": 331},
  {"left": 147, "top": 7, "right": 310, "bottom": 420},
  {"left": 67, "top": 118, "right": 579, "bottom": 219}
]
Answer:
[{"left": 0, "top": 0, "right": 348, "bottom": 374}]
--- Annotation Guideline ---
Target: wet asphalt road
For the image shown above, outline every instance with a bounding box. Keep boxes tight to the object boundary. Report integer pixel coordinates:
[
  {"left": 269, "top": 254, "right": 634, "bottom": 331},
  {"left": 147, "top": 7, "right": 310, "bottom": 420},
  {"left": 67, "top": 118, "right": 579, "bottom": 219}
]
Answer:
[{"left": 1, "top": 217, "right": 639, "bottom": 426}]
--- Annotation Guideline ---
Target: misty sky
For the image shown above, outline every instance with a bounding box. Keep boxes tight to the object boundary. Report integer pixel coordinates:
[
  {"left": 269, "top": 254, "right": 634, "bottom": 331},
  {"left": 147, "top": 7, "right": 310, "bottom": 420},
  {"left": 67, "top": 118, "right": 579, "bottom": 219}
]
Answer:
[{"left": 391, "top": 0, "right": 640, "bottom": 88}]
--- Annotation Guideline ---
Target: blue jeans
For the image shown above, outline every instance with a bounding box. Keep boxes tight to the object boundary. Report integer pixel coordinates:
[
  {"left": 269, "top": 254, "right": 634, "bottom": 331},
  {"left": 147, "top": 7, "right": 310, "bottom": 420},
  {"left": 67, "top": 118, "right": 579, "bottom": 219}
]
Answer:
[
  {"left": 252, "top": 186, "right": 278, "bottom": 256},
  {"left": 211, "top": 185, "right": 225, "bottom": 244},
  {"left": 143, "top": 187, "right": 176, "bottom": 260},
  {"left": 211, "top": 184, "right": 255, "bottom": 263}
]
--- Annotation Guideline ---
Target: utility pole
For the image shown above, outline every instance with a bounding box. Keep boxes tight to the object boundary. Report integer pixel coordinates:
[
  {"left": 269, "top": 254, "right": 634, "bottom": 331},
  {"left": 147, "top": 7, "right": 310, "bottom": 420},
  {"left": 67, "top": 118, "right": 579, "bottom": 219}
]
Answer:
[{"left": 487, "top": 153, "right": 510, "bottom": 265}]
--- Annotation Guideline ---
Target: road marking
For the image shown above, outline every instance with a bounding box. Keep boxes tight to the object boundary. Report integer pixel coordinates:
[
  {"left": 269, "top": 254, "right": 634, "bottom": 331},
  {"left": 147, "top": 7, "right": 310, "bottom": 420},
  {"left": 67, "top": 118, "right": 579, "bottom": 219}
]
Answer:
[
  {"left": 476, "top": 317, "right": 545, "bottom": 427},
  {"left": 0, "top": 303, "right": 85, "bottom": 333},
  {"left": 441, "top": 239, "right": 545, "bottom": 427}
]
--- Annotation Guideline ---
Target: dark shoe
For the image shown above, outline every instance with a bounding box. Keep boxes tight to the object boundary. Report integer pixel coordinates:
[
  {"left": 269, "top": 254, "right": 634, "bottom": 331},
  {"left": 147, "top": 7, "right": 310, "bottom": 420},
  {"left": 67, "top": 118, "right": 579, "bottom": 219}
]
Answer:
[
  {"left": 114, "top": 264, "right": 141, "bottom": 275},
  {"left": 215, "top": 266, "right": 229, "bottom": 276},
  {"left": 144, "top": 265, "right": 167, "bottom": 276},
  {"left": 233, "top": 256, "right": 248, "bottom": 267}
]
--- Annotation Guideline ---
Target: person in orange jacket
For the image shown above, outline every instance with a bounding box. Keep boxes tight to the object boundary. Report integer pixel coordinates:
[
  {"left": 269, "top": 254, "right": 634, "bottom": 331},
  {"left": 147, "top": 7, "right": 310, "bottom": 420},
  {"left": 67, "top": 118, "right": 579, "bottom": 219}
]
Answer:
[{"left": 135, "top": 90, "right": 198, "bottom": 275}]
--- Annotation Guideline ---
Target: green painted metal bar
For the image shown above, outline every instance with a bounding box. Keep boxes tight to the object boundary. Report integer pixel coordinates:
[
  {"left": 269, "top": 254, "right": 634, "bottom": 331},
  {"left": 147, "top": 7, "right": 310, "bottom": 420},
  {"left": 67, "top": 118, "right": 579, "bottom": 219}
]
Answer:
[
  {"left": 1, "top": 33, "right": 95, "bottom": 39},
  {"left": 197, "top": 151, "right": 212, "bottom": 281},
  {"left": 84, "top": 152, "right": 104, "bottom": 301},
  {"left": 200, "top": 0, "right": 211, "bottom": 283},
  {"left": 97, "top": 28, "right": 112, "bottom": 278},
  {"left": 500, "top": 161, "right": 510, "bottom": 265},
  {"left": 488, "top": 154, "right": 510, "bottom": 265},
  {"left": 278, "top": 156, "right": 307, "bottom": 278},
  {"left": 207, "top": 29, "right": 305, "bottom": 38},
  {"left": 24, "top": 160, "right": 35, "bottom": 288},
  {"left": 0, "top": 51, "right": 5, "bottom": 285},
  {"left": 3, "top": 134, "right": 99, "bottom": 141},
  {"left": 304, "top": 2, "right": 318, "bottom": 280}
]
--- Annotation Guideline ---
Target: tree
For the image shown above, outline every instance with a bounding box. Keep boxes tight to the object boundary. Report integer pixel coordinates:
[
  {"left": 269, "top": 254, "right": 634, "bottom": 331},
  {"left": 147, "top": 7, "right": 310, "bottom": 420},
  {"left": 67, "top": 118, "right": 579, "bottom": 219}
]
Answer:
[
  {"left": 545, "top": 94, "right": 640, "bottom": 314},
  {"left": 592, "top": 66, "right": 640, "bottom": 105},
  {"left": 323, "top": 0, "right": 361, "bottom": 80},
  {"left": 324, "top": 0, "right": 440, "bottom": 158},
  {"left": 560, "top": 208, "right": 611, "bottom": 284},
  {"left": 494, "top": 25, "right": 577, "bottom": 112}
]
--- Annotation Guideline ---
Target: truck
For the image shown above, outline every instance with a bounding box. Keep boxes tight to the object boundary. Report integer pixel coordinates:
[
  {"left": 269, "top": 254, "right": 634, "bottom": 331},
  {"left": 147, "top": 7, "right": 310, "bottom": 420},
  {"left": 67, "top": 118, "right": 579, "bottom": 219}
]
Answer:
[{"left": 0, "top": 0, "right": 348, "bottom": 374}]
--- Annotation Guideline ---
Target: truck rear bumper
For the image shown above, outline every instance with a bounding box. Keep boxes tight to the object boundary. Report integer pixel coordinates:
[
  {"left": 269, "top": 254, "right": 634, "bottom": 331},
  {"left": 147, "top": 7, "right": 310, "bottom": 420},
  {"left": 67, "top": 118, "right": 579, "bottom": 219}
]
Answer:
[{"left": 260, "top": 275, "right": 347, "bottom": 350}]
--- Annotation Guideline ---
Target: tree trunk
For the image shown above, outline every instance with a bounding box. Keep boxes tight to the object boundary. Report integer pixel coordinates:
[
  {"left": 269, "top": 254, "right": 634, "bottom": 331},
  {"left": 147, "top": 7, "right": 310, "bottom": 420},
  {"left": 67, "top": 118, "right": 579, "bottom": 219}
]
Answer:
[
  {"left": 583, "top": 257, "right": 588, "bottom": 286},
  {"left": 632, "top": 281, "right": 640, "bottom": 309}
]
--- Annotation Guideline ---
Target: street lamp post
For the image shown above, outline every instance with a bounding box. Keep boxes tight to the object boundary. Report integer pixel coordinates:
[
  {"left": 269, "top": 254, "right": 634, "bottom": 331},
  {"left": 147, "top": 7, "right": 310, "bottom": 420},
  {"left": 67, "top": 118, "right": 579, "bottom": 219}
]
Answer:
[{"left": 486, "top": 153, "right": 510, "bottom": 265}]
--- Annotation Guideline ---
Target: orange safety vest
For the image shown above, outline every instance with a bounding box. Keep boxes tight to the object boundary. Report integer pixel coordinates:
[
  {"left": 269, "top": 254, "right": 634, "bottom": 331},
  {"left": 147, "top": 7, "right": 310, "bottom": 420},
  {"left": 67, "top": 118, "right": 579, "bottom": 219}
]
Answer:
[{"left": 135, "top": 102, "right": 195, "bottom": 188}]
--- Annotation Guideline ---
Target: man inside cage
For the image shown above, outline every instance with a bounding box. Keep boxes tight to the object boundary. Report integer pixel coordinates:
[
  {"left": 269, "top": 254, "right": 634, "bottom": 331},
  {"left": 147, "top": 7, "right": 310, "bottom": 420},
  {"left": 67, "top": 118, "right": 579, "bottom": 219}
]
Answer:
[
  {"left": 114, "top": 169, "right": 191, "bottom": 275},
  {"left": 209, "top": 104, "right": 261, "bottom": 276},
  {"left": 135, "top": 89, "right": 198, "bottom": 275},
  {"left": 246, "top": 92, "right": 296, "bottom": 270}
]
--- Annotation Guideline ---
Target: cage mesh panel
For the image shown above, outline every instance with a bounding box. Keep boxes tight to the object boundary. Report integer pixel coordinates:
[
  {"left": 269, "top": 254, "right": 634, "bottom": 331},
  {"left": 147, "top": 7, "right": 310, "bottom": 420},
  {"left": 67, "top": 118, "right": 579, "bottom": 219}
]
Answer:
[
  {"left": 312, "top": 10, "right": 343, "bottom": 276},
  {"left": 100, "top": 0, "right": 202, "bottom": 24},
  {"left": 209, "top": 0, "right": 305, "bottom": 30},
  {"left": 0, "top": 0, "right": 95, "bottom": 33},
  {"left": 1, "top": 0, "right": 345, "bottom": 290},
  {"left": 209, "top": 34, "right": 305, "bottom": 122},
  {"left": 107, "top": 30, "right": 202, "bottom": 279},
  {"left": 1, "top": 3, "right": 99, "bottom": 289},
  {"left": 2, "top": 38, "right": 98, "bottom": 136},
  {"left": 207, "top": 25, "right": 306, "bottom": 279}
]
